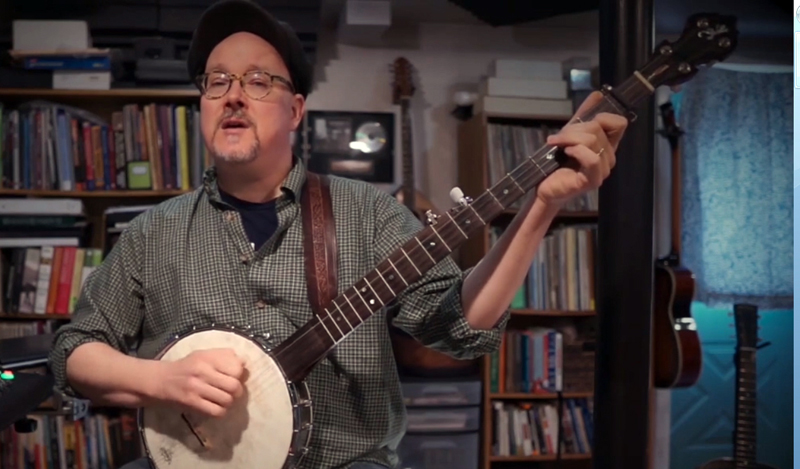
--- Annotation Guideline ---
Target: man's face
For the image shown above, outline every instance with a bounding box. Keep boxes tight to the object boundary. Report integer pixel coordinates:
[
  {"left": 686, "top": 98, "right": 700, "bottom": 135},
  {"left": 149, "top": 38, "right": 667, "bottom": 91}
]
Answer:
[{"left": 200, "top": 31, "right": 304, "bottom": 165}]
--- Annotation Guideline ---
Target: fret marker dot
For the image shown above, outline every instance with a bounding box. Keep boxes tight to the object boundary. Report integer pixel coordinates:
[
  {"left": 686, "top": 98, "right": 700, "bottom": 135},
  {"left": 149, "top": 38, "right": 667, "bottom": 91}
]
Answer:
[
  {"left": 503, "top": 189, "right": 509, "bottom": 194},
  {"left": 430, "top": 242, "right": 435, "bottom": 247},
  {"left": 361, "top": 287, "right": 366, "bottom": 293},
  {"left": 369, "top": 299, "right": 375, "bottom": 305},
  {"left": 389, "top": 275, "right": 395, "bottom": 280}
]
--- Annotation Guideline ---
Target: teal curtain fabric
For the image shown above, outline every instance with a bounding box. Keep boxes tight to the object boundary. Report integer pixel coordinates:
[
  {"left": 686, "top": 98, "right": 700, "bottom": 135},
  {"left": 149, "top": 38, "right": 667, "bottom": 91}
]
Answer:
[{"left": 672, "top": 67, "right": 792, "bottom": 309}]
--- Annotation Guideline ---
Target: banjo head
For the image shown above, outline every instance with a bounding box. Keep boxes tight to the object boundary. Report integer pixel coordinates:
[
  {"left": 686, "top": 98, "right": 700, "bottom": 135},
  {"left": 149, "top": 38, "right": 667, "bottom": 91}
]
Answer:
[{"left": 139, "top": 326, "right": 312, "bottom": 469}]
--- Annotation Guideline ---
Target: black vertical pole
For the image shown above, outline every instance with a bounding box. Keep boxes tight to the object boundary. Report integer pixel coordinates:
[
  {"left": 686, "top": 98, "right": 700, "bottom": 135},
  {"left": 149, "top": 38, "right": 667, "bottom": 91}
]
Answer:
[{"left": 593, "top": 0, "right": 655, "bottom": 467}]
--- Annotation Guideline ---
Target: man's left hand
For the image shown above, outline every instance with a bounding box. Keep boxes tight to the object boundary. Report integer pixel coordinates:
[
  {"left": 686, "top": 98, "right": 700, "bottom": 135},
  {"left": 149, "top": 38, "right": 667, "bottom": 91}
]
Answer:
[{"left": 535, "top": 91, "right": 629, "bottom": 208}]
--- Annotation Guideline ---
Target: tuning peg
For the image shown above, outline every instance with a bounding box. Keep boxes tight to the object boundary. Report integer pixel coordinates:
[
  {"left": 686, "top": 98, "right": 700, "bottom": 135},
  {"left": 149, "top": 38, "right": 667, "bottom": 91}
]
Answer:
[
  {"left": 450, "top": 187, "right": 472, "bottom": 206},
  {"left": 425, "top": 210, "right": 439, "bottom": 226}
]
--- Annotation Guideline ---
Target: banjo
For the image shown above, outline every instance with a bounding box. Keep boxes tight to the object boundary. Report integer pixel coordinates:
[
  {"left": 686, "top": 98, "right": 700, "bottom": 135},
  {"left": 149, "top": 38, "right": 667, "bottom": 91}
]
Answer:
[{"left": 138, "top": 13, "right": 738, "bottom": 469}]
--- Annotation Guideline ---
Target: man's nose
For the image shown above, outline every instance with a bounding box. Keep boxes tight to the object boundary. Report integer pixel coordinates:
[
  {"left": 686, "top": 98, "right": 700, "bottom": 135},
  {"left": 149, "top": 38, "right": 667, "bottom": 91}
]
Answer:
[{"left": 225, "top": 79, "right": 246, "bottom": 106}]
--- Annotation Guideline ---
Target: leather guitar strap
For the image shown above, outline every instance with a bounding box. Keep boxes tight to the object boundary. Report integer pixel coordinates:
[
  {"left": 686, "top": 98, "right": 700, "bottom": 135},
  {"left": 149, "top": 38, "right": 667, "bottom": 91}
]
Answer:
[{"left": 300, "top": 171, "right": 339, "bottom": 320}]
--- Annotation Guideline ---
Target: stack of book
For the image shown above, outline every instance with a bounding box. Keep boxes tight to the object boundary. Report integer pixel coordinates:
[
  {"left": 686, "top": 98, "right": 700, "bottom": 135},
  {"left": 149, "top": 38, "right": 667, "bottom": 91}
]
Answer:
[{"left": 0, "top": 197, "right": 92, "bottom": 315}]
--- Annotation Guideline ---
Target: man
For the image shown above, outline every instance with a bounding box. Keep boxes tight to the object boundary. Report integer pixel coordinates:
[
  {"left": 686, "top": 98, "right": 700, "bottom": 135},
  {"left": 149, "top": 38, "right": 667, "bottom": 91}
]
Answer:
[{"left": 48, "top": 0, "right": 627, "bottom": 468}]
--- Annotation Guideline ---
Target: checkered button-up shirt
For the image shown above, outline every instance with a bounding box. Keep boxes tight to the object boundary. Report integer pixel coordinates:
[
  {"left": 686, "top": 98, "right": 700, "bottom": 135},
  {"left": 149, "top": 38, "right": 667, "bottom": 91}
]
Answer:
[{"left": 49, "top": 158, "right": 508, "bottom": 468}]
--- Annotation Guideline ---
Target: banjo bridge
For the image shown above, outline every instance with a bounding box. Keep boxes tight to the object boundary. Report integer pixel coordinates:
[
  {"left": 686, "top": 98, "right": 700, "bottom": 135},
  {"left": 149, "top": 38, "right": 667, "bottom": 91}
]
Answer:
[{"left": 181, "top": 412, "right": 211, "bottom": 450}]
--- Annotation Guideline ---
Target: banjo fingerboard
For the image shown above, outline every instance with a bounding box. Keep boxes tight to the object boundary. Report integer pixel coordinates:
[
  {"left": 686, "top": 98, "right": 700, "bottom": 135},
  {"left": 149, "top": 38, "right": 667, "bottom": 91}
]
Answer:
[
  {"left": 272, "top": 71, "right": 650, "bottom": 382},
  {"left": 272, "top": 13, "right": 739, "bottom": 382}
]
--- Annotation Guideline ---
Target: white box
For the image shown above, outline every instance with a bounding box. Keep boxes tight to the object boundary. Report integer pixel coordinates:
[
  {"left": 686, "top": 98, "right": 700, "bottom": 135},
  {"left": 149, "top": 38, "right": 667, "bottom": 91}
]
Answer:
[{"left": 12, "top": 20, "right": 90, "bottom": 51}]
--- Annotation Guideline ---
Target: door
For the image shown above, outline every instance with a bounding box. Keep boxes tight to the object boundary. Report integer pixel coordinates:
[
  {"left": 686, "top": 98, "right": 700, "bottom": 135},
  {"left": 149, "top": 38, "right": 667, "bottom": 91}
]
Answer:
[{"left": 669, "top": 302, "right": 792, "bottom": 469}]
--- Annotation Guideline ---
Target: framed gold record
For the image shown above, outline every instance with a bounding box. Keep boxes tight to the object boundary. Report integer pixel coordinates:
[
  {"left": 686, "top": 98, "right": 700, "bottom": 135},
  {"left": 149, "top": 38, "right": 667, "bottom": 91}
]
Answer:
[{"left": 294, "top": 111, "right": 395, "bottom": 183}]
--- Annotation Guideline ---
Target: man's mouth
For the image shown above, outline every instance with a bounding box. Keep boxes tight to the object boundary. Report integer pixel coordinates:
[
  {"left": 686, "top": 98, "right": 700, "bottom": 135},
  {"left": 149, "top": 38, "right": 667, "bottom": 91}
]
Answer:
[{"left": 221, "top": 118, "right": 249, "bottom": 130}]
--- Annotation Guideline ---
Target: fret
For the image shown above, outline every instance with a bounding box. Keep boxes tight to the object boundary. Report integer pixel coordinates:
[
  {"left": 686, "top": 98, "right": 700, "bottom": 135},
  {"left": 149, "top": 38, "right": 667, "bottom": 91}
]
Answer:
[
  {"left": 374, "top": 266, "right": 397, "bottom": 295},
  {"left": 333, "top": 300, "right": 356, "bottom": 326},
  {"left": 467, "top": 204, "right": 486, "bottom": 224},
  {"left": 386, "top": 258, "right": 407, "bottom": 287},
  {"left": 363, "top": 277, "right": 385, "bottom": 307},
  {"left": 734, "top": 340, "right": 758, "bottom": 465},
  {"left": 504, "top": 172, "right": 525, "bottom": 194},
  {"left": 529, "top": 155, "right": 549, "bottom": 177},
  {"left": 400, "top": 247, "right": 422, "bottom": 276},
  {"left": 353, "top": 287, "right": 371, "bottom": 311},
  {"left": 415, "top": 237, "right": 438, "bottom": 262},
  {"left": 341, "top": 293, "right": 360, "bottom": 323},
  {"left": 315, "top": 314, "right": 337, "bottom": 343},
  {"left": 324, "top": 307, "right": 346, "bottom": 337},
  {"left": 431, "top": 228, "right": 452, "bottom": 252},
  {"left": 446, "top": 212, "right": 468, "bottom": 239},
  {"left": 485, "top": 188, "right": 504, "bottom": 210}
]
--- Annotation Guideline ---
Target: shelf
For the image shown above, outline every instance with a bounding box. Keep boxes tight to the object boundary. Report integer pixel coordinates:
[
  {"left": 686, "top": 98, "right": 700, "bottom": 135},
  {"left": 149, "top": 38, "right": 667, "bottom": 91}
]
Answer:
[
  {"left": 0, "top": 189, "right": 190, "bottom": 198},
  {"left": 489, "top": 453, "right": 592, "bottom": 462},
  {"left": 0, "top": 88, "right": 200, "bottom": 99},
  {"left": 510, "top": 309, "right": 595, "bottom": 317},
  {"left": 0, "top": 313, "right": 69, "bottom": 320},
  {"left": 493, "top": 209, "right": 598, "bottom": 226},
  {"left": 489, "top": 391, "right": 593, "bottom": 400}
]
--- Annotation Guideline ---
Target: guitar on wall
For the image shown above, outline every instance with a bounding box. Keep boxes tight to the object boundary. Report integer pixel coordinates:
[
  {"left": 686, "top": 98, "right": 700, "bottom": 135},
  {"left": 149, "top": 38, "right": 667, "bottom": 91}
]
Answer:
[
  {"left": 137, "top": 14, "right": 738, "bottom": 469},
  {"left": 387, "top": 56, "right": 478, "bottom": 376},
  {"left": 652, "top": 100, "right": 703, "bottom": 389},
  {"left": 698, "top": 303, "right": 777, "bottom": 469},
  {"left": 389, "top": 56, "right": 438, "bottom": 220}
]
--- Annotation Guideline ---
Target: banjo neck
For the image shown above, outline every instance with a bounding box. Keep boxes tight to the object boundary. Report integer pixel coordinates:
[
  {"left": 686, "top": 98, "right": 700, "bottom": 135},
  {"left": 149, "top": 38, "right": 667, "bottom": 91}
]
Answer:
[
  {"left": 270, "top": 14, "right": 739, "bottom": 383},
  {"left": 272, "top": 68, "right": 655, "bottom": 383}
]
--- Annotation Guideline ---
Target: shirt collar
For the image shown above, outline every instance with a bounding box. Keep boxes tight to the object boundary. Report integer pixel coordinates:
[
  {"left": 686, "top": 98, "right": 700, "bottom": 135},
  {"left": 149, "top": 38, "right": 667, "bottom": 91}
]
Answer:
[{"left": 202, "top": 155, "right": 308, "bottom": 206}]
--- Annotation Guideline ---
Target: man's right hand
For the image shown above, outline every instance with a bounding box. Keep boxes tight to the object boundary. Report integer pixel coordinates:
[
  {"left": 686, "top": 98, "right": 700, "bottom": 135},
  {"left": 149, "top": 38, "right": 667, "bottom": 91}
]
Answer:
[{"left": 154, "top": 348, "right": 246, "bottom": 418}]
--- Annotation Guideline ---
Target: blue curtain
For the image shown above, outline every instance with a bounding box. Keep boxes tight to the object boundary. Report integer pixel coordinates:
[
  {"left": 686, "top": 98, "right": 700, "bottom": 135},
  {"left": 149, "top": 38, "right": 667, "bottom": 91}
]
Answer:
[{"left": 673, "top": 67, "right": 792, "bottom": 309}]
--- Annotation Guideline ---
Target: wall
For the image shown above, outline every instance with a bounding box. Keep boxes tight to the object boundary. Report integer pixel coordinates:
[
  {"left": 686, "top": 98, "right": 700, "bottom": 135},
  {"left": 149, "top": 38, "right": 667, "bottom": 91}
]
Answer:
[{"left": 304, "top": 18, "right": 599, "bottom": 211}]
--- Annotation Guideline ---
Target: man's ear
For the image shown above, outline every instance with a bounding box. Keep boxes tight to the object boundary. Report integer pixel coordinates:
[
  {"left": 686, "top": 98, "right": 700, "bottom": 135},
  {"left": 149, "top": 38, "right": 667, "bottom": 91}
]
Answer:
[{"left": 290, "top": 94, "right": 306, "bottom": 131}]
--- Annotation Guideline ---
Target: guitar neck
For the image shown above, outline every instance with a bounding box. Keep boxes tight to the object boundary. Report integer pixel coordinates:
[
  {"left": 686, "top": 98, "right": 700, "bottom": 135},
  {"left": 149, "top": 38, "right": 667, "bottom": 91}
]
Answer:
[
  {"left": 669, "top": 141, "right": 682, "bottom": 257},
  {"left": 734, "top": 347, "right": 757, "bottom": 467},
  {"left": 273, "top": 72, "right": 655, "bottom": 382},
  {"left": 400, "top": 98, "right": 415, "bottom": 213}
]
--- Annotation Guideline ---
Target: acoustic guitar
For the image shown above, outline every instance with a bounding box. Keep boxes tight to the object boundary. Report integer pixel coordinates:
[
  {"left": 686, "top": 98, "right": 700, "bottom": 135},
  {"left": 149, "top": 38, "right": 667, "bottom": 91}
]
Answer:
[
  {"left": 136, "top": 15, "right": 737, "bottom": 469},
  {"left": 652, "top": 100, "right": 703, "bottom": 388},
  {"left": 389, "top": 56, "right": 438, "bottom": 220},
  {"left": 387, "top": 56, "right": 478, "bottom": 376},
  {"left": 697, "top": 303, "right": 777, "bottom": 469}
]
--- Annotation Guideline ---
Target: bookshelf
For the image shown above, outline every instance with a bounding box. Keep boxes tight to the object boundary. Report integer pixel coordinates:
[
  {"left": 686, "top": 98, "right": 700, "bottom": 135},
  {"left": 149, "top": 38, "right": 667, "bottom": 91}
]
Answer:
[
  {"left": 457, "top": 111, "right": 597, "bottom": 469},
  {"left": 0, "top": 87, "right": 202, "bottom": 467},
  {"left": 0, "top": 87, "right": 202, "bottom": 245}
]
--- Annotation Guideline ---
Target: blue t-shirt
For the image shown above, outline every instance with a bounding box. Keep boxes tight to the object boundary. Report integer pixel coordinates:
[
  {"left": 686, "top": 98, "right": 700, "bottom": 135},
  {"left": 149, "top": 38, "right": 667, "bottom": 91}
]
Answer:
[{"left": 219, "top": 188, "right": 279, "bottom": 251}]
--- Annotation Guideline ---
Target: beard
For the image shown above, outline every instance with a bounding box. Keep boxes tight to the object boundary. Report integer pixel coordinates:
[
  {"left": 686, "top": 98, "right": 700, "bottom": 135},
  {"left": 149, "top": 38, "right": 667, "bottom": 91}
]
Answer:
[
  {"left": 212, "top": 135, "right": 259, "bottom": 163},
  {"left": 211, "top": 109, "right": 259, "bottom": 163}
]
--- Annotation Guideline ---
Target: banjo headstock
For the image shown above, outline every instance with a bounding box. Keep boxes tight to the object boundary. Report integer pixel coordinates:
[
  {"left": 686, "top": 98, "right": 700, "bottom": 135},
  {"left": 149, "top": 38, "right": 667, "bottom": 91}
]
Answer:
[{"left": 638, "top": 13, "right": 739, "bottom": 89}]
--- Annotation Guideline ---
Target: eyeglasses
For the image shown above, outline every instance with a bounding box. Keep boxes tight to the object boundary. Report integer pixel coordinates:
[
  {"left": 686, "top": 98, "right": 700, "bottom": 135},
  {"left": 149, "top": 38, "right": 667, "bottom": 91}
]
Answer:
[{"left": 195, "top": 70, "right": 295, "bottom": 100}]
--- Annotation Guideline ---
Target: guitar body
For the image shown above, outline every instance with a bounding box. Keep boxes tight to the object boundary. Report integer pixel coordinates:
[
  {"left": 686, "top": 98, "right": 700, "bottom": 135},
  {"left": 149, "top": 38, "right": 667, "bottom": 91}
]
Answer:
[
  {"left": 697, "top": 458, "right": 778, "bottom": 469},
  {"left": 652, "top": 101, "right": 703, "bottom": 389},
  {"left": 388, "top": 56, "right": 477, "bottom": 377},
  {"left": 139, "top": 327, "right": 312, "bottom": 469},
  {"left": 653, "top": 262, "right": 702, "bottom": 388}
]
